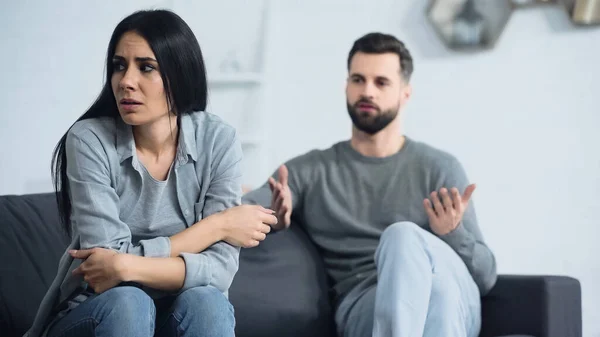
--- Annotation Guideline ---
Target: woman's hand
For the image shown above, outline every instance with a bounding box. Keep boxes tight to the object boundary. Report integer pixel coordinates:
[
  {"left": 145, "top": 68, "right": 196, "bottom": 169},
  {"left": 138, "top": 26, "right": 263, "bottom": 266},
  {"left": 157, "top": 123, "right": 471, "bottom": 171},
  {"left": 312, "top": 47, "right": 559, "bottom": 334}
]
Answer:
[
  {"left": 70, "top": 248, "right": 126, "bottom": 293},
  {"left": 215, "top": 205, "right": 278, "bottom": 248}
]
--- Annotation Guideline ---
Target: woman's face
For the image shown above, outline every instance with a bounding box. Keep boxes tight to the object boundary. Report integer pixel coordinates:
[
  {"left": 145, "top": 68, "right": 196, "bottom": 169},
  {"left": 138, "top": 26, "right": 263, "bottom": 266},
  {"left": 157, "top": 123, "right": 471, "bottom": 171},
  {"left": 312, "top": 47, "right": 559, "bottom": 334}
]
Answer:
[{"left": 111, "top": 31, "right": 170, "bottom": 126}]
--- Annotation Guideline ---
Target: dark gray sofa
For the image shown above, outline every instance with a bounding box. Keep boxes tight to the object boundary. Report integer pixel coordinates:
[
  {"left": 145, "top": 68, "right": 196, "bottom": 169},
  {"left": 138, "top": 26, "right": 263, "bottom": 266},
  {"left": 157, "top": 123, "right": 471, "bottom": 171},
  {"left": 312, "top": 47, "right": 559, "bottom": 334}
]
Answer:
[{"left": 0, "top": 193, "right": 582, "bottom": 337}]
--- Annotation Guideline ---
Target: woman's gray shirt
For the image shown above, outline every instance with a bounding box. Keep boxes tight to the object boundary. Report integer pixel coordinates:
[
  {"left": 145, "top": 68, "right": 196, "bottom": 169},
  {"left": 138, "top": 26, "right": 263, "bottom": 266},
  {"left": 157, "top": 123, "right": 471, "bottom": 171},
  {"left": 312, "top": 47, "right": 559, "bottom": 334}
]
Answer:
[{"left": 24, "top": 112, "right": 243, "bottom": 337}]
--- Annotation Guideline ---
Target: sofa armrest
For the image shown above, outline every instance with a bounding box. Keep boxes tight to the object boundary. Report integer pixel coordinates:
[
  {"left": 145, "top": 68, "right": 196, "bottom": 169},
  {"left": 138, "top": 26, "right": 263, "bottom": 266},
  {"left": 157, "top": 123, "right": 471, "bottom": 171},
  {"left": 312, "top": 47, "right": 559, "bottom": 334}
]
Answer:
[{"left": 480, "top": 275, "right": 581, "bottom": 337}]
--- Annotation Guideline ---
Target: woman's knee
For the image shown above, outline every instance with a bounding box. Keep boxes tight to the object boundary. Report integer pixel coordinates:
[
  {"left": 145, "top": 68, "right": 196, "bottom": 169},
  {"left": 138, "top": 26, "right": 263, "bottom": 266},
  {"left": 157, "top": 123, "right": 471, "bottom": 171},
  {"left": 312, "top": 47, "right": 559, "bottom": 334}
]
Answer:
[
  {"left": 99, "top": 286, "right": 155, "bottom": 321},
  {"left": 173, "top": 286, "right": 234, "bottom": 323}
]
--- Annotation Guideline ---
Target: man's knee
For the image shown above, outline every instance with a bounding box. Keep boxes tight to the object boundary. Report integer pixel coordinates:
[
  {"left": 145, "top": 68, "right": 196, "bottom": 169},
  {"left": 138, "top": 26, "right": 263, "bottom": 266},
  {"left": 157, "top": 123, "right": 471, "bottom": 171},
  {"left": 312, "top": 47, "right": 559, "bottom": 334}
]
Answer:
[
  {"left": 378, "top": 222, "right": 424, "bottom": 252},
  {"left": 381, "top": 221, "right": 423, "bottom": 242},
  {"left": 375, "top": 221, "right": 430, "bottom": 265}
]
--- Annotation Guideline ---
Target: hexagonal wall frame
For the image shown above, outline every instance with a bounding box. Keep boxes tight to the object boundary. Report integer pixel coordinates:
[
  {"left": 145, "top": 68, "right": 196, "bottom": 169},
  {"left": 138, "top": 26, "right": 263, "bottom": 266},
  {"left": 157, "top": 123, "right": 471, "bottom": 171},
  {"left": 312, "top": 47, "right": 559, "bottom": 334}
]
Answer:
[
  {"left": 561, "top": 0, "right": 600, "bottom": 26},
  {"left": 427, "top": 0, "right": 514, "bottom": 51}
]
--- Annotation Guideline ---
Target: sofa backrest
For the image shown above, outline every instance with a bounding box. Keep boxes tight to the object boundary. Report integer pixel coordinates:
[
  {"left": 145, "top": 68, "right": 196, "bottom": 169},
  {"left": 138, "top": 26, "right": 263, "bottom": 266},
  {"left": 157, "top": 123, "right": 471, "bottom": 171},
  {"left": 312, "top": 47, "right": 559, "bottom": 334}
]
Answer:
[{"left": 0, "top": 193, "right": 69, "bottom": 337}]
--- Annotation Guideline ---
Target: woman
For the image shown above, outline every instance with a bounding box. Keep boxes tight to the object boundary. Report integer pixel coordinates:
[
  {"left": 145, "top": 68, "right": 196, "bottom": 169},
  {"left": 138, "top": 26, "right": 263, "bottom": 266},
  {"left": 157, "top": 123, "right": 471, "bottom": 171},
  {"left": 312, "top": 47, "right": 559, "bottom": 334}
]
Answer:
[{"left": 24, "top": 9, "right": 277, "bottom": 337}]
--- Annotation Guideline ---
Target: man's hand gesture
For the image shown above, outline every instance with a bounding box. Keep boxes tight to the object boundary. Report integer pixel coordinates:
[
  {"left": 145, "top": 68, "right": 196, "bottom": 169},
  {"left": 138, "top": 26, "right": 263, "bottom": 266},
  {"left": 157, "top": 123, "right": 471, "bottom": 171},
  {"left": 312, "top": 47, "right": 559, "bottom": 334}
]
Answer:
[
  {"left": 424, "top": 184, "right": 476, "bottom": 235},
  {"left": 268, "top": 165, "right": 293, "bottom": 229}
]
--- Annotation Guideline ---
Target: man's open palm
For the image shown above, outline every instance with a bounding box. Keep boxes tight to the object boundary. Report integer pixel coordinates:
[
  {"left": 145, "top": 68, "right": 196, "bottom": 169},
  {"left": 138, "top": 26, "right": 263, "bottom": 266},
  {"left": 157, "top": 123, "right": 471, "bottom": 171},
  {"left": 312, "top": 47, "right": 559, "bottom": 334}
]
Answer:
[
  {"left": 268, "top": 165, "right": 293, "bottom": 228},
  {"left": 424, "top": 184, "right": 476, "bottom": 235}
]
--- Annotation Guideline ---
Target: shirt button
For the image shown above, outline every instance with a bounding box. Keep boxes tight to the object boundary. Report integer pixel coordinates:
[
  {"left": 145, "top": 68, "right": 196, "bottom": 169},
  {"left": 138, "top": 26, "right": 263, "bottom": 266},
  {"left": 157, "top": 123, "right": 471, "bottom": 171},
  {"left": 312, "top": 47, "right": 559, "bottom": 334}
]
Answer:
[{"left": 184, "top": 209, "right": 189, "bottom": 215}]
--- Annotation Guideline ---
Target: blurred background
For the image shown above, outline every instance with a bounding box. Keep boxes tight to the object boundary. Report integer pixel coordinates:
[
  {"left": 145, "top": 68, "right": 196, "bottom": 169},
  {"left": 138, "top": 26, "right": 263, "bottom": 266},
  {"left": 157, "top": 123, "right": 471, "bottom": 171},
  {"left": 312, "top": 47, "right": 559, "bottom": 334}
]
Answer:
[{"left": 1, "top": 0, "right": 598, "bottom": 335}]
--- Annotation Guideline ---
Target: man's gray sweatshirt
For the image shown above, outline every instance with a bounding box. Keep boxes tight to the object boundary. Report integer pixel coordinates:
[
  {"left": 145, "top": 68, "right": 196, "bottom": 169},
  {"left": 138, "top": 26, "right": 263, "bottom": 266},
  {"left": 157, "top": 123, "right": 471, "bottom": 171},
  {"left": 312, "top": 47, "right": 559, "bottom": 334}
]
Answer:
[{"left": 243, "top": 137, "right": 497, "bottom": 302}]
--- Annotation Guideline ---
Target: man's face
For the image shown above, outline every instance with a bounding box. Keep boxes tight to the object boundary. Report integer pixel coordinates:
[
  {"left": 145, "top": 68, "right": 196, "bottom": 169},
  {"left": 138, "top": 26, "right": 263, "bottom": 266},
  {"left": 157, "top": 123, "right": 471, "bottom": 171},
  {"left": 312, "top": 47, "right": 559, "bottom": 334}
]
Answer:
[{"left": 346, "top": 52, "right": 410, "bottom": 135}]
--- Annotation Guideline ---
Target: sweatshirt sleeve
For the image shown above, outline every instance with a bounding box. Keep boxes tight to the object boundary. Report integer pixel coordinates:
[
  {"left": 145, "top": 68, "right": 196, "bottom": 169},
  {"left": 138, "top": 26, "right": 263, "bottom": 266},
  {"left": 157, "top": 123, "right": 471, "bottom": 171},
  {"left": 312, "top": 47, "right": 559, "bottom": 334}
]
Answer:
[
  {"left": 434, "top": 156, "right": 498, "bottom": 296},
  {"left": 178, "top": 127, "right": 242, "bottom": 293},
  {"left": 66, "top": 130, "right": 170, "bottom": 257}
]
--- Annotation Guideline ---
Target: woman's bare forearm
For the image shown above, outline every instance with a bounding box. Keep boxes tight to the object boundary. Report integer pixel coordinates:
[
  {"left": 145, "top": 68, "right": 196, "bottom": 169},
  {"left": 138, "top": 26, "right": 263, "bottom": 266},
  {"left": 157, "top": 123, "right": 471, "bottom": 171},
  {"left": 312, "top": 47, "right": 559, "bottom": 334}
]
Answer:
[
  {"left": 120, "top": 214, "right": 226, "bottom": 291},
  {"left": 168, "top": 214, "right": 225, "bottom": 257},
  {"left": 120, "top": 255, "right": 186, "bottom": 291}
]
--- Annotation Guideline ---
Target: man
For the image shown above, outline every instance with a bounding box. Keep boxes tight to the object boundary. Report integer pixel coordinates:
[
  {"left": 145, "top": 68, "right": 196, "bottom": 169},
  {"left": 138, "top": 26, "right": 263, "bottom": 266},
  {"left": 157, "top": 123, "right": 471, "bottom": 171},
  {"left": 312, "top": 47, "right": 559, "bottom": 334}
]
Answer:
[{"left": 243, "top": 32, "right": 497, "bottom": 337}]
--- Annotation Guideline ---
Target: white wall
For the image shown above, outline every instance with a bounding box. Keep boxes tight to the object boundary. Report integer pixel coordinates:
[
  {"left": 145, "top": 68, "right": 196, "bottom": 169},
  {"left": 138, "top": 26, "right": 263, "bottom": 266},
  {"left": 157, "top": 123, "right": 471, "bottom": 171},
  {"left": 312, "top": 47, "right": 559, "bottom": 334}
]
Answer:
[{"left": 1, "top": 1, "right": 599, "bottom": 336}]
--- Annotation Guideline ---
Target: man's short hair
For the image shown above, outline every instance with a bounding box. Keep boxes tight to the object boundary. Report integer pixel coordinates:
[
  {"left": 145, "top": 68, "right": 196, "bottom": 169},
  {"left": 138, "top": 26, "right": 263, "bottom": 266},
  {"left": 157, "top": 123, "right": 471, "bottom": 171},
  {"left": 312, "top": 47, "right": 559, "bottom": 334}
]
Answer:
[{"left": 347, "top": 32, "right": 414, "bottom": 82}]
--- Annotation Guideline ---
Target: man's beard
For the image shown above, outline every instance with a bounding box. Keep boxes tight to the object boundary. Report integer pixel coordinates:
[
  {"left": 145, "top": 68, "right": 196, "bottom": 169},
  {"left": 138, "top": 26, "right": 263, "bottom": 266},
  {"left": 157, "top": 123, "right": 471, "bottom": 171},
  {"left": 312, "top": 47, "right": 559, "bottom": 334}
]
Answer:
[{"left": 347, "top": 99, "right": 399, "bottom": 135}]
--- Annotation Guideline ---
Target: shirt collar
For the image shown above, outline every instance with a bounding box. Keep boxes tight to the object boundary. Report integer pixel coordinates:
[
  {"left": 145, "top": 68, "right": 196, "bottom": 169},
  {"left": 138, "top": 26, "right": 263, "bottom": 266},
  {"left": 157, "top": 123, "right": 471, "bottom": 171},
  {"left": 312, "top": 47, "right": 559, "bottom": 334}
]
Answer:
[
  {"left": 179, "top": 114, "right": 198, "bottom": 163},
  {"left": 116, "top": 114, "right": 198, "bottom": 165}
]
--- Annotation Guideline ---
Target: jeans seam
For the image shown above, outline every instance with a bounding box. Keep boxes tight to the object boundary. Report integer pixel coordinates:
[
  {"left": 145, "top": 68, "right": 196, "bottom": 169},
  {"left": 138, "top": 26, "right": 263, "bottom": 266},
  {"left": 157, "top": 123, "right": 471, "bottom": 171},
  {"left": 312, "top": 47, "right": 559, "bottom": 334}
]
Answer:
[
  {"left": 157, "top": 311, "right": 184, "bottom": 337},
  {"left": 150, "top": 298, "right": 157, "bottom": 335},
  {"left": 51, "top": 317, "right": 99, "bottom": 337},
  {"left": 229, "top": 301, "right": 236, "bottom": 331},
  {"left": 172, "top": 312, "right": 184, "bottom": 337}
]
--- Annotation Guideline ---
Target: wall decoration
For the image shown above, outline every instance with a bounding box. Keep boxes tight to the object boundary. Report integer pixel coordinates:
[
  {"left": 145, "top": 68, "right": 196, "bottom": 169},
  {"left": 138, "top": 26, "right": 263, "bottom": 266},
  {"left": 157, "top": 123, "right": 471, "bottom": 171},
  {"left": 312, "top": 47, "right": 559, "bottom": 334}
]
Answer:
[
  {"left": 510, "top": 0, "right": 557, "bottom": 8},
  {"left": 562, "top": 0, "right": 600, "bottom": 25},
  {"left": 428, "top": 0, "right": 599, "bottom": 52},
  {"left": 427, "top": 0, "right": 513, "bottom": 51}
]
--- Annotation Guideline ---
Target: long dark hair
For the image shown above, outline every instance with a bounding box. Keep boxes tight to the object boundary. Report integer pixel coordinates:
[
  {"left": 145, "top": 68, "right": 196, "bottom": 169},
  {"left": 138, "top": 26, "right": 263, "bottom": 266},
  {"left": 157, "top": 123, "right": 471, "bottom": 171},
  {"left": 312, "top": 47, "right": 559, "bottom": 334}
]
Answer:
[{"left": 51, "top": 9, "right": 208, "bottom": 236}]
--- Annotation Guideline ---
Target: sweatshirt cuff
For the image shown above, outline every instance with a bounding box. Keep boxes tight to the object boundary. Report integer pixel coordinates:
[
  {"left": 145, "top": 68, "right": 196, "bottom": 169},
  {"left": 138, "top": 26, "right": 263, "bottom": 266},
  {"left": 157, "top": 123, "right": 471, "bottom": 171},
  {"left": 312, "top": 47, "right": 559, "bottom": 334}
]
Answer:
[
  {"left": 439, "top": 222, "right": 472, "bottom": 250},
  {"left": 139, "top": 236, "right": 171, "bottom": 258},
  {"left": 179, "top": 252, "right": 212, "bottom": 291}
]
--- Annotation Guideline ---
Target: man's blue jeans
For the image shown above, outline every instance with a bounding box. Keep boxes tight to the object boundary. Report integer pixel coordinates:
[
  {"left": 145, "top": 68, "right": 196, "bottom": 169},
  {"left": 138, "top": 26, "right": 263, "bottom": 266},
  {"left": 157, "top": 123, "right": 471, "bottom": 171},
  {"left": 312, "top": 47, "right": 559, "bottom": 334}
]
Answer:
[
  {"left": 335, "top": 221, "right": 482, "bottom": 337},
  {"left": 46, "top": 285, "right": 234, "bottom": 337}
]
